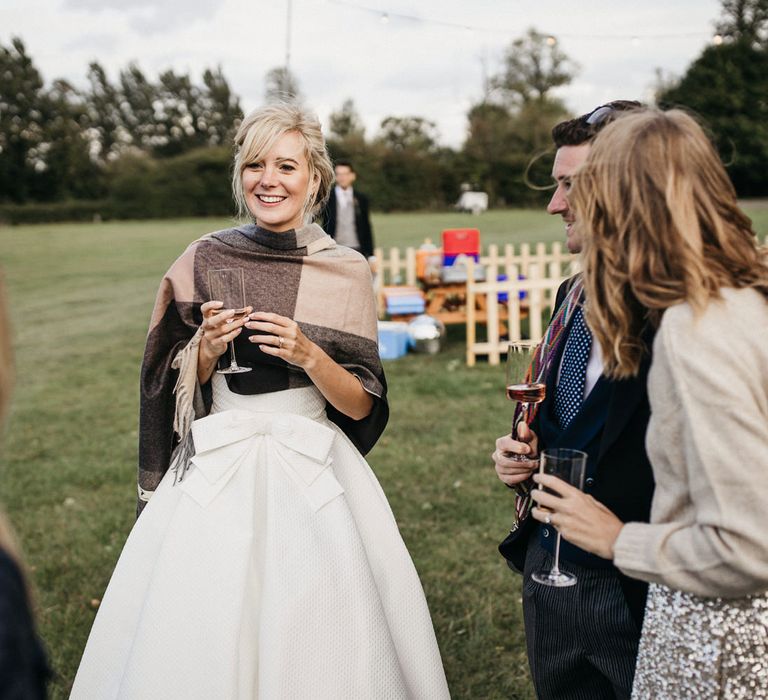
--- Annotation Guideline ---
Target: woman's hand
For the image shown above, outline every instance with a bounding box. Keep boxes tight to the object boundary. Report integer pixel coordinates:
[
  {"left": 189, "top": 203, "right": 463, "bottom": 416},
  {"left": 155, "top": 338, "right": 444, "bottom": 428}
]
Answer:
[
  {"left": 492, "top": 423, "right": 540, "bottom": 486},
  {"left": 530, "top": 473, "right": 624, "bottom": 560},
  {"left": 245, "top": 312, "right": 317, "bottom": 369},
  {"left": 198, "top": 301, "right": 252, "bottom": 382},
  {"left": 245, "top": 311, "right": 373, "bottom": 421}
]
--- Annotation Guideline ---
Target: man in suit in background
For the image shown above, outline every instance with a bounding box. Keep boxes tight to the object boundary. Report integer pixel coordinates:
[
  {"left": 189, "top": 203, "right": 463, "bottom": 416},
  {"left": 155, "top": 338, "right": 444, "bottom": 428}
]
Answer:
[
  {"left": 321, "top": 159, "right": 375, "bottom": 258},
  {"left": 493, "top": 101, "right": 654, "bottom": 700}
]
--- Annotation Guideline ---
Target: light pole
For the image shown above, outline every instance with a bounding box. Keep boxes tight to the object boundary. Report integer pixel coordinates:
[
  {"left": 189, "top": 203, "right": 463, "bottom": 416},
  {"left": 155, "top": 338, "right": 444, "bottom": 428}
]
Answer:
[{"left": 285, "top": 0, "right": 292, "bottom": 70}]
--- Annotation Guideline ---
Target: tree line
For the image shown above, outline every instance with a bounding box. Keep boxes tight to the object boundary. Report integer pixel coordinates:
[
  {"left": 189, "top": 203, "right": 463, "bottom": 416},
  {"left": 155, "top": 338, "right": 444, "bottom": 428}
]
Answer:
[{"left": 1, "top": 0, "right": 766, "bottom": 223}]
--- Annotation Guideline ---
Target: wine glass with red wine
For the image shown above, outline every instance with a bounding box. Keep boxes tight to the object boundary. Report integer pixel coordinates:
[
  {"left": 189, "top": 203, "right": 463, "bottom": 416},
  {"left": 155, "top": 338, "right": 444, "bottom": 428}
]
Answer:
[
  {"left": 505, "top": 342, "right": 547, "bottom": 461},
  {"left": 207, "top": 268, "right": 252, "bottom": 375}
]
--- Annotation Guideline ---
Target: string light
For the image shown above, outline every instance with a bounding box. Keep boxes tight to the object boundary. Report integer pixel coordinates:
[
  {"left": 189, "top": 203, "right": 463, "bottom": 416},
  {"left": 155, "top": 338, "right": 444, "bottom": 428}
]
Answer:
[
  {"left": 326, "top": 0, "right": 717, "bottom": 42},
  {"left": 713, "top": 34, "right": 724, "bottom": 45}
]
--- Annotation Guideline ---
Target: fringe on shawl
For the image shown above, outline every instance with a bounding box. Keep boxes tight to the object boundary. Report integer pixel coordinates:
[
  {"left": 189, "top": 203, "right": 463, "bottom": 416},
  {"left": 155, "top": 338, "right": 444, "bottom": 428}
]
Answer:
[{"left": 168, "top": 326, "right": 205, "bottom": 487}]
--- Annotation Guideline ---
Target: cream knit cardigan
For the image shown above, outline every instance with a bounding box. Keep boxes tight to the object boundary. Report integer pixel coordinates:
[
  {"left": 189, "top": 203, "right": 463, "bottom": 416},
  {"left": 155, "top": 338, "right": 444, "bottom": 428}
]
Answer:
[{"left": 613, "top": 287, "right": 768, "bottom": 598}]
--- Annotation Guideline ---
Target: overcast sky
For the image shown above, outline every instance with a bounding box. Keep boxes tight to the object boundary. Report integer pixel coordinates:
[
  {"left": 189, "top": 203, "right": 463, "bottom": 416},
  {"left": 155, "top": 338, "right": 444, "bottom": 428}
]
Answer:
[{"left": 3, "top": 0, "right": 723, "bottom": 147}]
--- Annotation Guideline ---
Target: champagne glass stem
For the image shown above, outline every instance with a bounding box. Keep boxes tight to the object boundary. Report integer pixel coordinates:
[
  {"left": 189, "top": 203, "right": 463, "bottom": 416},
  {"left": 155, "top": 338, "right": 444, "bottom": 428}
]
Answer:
[
  {"left": 509, "top": 401, "right": 531, "bottom": 462},
  {"left": 229, "top": 340, "right": 241, "bottom": 370},
  {"left": 511, "top": 401, "right": 529, "bottom": 438},
  {"left": 551, "top": 532, "right": 564, "bottom": 577}
]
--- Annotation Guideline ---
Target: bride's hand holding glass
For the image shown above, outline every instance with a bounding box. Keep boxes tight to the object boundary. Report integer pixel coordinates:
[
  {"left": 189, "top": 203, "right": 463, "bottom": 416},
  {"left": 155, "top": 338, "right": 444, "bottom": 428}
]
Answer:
[
  {"left": 198, "top": 300, "right": 253, "bottom": 380},
  {"left": 204, "top": 267, "right": 254, "bottom": 375}
]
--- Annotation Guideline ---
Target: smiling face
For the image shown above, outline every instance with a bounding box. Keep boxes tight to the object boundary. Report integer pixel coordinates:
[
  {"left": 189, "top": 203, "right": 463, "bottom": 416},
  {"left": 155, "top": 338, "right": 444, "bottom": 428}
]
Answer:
[
  {"left": 241, "top": 130, "right": 315, "bottom": 232},
  {"left": 546, "top": 143, "right": 591, "bottom": 253}
]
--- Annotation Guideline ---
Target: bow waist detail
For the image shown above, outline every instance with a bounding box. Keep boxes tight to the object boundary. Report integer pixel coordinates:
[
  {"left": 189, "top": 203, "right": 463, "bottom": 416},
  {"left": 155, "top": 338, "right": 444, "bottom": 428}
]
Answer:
[{"left": 179, "top": 409, "right": 342, "bottom": 511}]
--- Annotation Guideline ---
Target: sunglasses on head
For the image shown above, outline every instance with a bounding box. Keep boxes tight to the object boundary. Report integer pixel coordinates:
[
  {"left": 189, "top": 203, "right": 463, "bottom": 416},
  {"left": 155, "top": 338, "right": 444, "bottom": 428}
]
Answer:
[{"left": 584, "top": 100, "right": 643, "bottom": 126}]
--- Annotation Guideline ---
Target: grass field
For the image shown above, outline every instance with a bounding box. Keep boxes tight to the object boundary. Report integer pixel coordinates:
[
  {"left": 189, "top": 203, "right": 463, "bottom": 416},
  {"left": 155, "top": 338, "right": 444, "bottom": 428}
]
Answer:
[
  {"left": 1, "top": 204, "right": 766, "bottom": 698},
  {"left": 370, "top": 202, "right": 768, "bottom": 250}
]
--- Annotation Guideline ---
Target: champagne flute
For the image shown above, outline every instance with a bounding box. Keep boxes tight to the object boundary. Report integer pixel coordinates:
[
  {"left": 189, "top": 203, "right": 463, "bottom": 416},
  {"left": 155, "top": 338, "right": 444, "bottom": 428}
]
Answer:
[
  {"left": 207, "top": 268, "right": 252, "bottom": 375},
  {"left": 531, "top": 448, "right": 588, "bottom": 587},
  {"left": 505, "top": 342, "right": 547, "bottom": 461}
]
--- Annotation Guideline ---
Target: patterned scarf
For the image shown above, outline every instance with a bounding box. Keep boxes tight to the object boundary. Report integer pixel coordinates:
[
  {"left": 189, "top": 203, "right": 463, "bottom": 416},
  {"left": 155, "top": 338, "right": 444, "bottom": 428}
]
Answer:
[{"left": 512, "top": 275, "right": 584, "bottom": 525}]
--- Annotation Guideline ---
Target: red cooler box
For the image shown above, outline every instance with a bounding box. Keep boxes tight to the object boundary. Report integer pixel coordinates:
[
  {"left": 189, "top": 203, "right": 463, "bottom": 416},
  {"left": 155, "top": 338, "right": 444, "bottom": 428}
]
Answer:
[{"left": 442, "top": 228, "right": 480, "bottom": 266}]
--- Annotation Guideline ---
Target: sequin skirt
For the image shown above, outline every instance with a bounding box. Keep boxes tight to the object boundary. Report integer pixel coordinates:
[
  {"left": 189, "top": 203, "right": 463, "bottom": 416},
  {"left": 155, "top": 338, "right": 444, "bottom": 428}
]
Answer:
[{"left": 632, "top": 583, "right": 768, "bottom": 699}]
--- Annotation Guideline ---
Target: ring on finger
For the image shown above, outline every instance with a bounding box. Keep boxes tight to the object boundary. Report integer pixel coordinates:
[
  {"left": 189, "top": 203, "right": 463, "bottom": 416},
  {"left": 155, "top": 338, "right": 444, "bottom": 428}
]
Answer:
[
  {"left": 278, "top": 336, "right": 283, "bottom": 348},
  {"left": 544, "top": 515, "right": 552, "bottom": 525}
]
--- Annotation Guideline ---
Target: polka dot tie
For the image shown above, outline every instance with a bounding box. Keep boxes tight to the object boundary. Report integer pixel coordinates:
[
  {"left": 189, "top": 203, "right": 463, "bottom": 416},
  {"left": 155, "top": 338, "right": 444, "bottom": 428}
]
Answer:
[{"left": 554, "top": 304, "right": 592, "bottom": 430}]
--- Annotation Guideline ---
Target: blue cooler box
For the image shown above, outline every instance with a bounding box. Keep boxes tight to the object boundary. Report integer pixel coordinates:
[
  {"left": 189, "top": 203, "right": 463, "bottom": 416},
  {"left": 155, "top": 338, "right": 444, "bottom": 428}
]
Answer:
[{"left": 378, "top": 321, "right": 410, "bottom": 360}]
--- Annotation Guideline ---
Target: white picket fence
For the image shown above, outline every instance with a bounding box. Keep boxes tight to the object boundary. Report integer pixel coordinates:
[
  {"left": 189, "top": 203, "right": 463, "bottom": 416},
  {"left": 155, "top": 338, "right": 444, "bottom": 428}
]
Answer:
[
  {"left": 372, "top": 241, "right": 575, "bottom": 289},
  {"left": 464, "top": 257, "right": 572, "bottom": 366},
  {"left": 372, "top": 242, "right": 580, "bottom": 365}
]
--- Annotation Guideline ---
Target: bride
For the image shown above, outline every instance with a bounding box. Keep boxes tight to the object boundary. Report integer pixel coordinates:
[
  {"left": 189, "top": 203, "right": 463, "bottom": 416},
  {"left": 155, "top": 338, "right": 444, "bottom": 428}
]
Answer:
[{"left": 71, "top": 103, "right": 450, "bottom": 699}]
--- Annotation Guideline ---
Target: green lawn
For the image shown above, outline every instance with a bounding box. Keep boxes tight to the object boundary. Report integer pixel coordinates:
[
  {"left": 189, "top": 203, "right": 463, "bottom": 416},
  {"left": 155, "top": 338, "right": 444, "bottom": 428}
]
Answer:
[
  {"left": 370, "top": 203, "right": 768, "bottom": 250},
  {"left": 1, "top": 204, "right": 766, "bottom": 698},
  {"left": 371, "top": 209, "right": 568, "bottom": 250}
]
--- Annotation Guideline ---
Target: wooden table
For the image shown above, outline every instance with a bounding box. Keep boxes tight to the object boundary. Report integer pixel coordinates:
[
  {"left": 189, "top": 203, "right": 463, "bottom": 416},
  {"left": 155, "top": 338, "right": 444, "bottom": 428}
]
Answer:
[{"left": 389, "top": 281, "right": 516, "bottom": 330}]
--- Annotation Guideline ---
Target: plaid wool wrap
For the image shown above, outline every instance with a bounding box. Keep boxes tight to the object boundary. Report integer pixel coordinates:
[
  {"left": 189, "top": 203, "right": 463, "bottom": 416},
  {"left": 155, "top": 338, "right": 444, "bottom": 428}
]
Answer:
[{"left": 137, "top": 223, "right": 388, "bottom": 514}]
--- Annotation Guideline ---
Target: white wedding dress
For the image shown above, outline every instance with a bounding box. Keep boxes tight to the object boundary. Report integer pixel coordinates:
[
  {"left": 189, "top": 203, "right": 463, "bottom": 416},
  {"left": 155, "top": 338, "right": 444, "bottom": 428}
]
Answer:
[{"left": 71, "top": 374, "right": 450, "bottom": 699}]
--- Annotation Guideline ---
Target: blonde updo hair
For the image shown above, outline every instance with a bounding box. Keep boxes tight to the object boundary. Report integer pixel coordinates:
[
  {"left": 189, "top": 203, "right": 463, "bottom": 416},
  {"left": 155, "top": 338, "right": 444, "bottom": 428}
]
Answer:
[
  {"left": 573, "top": 108, "right": 768, "bottom": 379},
  {"left": 232, "top": 103, "right": 334, "bottom": 225}
]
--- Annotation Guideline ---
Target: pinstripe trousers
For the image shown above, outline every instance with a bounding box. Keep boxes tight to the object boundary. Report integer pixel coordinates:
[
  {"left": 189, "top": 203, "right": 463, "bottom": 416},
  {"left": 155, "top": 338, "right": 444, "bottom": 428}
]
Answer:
[{"left": 522, "top": 530, "right": 641, "bottom": 700}]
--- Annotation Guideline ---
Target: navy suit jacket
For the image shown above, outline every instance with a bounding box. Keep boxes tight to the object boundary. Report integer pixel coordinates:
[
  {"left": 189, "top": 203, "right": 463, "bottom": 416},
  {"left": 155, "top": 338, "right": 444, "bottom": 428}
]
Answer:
[
  {"left": 320, "top": 189, "right": 374, "bottom": 258},
  {"left": 499, "top": 277, "right": 656, "bottom": 627}
]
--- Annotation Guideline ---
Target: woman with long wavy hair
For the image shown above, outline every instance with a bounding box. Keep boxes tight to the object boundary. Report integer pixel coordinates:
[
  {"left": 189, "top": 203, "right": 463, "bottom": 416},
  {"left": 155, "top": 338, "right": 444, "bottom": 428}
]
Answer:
[{"left": 526, "top": 109, "right": 768, "bottom": 698}]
